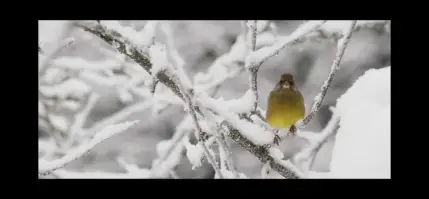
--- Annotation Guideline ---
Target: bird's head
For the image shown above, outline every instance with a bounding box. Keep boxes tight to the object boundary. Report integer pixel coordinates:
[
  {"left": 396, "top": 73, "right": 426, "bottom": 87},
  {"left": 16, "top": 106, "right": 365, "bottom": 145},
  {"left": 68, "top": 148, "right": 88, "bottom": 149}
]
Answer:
[{"left": 278, "top": 73, "right": 295, "bottom": 89}]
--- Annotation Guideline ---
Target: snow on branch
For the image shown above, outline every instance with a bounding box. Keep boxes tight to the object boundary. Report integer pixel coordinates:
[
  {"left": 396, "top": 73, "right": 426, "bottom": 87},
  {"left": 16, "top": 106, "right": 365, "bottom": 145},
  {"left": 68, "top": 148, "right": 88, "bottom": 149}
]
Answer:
[
  {"left": 39, "top": 20, "right": 75, "bottom": 76},
  {"left": 197, "top": 103, "right": 239, "bottom": 178},
  {"left": 77, "top": 20, "right": 303, "bottom": 179},
  {"left": 293, "top": 107, "right": 340, "bottom": 173},
  {"left": 38, "top": 120, "right": 139, "bottom": 176},
  {"left": 299, "top": 20, "right": 357, "bottom": 128},
  {"left": 151, "top": 116, "right": 192, "bottom": 178},
  {"left": 78, "top": 21, "right": 223, "bottom": 178},
  {"left": 245, "top": 20, "right": 327, "bottom": 70},
  {"left": 199, "top": 93, "right": 301, "bottom": 178},
  {"left": 76, "top": 21, "right": 185, "bottom": 101}
]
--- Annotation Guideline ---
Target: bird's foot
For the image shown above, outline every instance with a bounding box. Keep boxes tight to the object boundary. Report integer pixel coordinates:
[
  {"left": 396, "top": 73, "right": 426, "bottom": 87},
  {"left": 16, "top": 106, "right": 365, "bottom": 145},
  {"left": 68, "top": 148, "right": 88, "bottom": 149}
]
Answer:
[
  {"left": 272, "top": 128, "right": 281, "bottom": 146},
  {"left": 287, "top": 125, "right": 297, "bottom": 137}
]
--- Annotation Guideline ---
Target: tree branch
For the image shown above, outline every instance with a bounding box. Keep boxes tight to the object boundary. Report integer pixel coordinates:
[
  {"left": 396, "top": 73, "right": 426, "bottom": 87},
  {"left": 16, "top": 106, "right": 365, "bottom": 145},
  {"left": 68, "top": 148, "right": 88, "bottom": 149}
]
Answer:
[
  {"left": 39, "top": 120, "right": 139, "bottom": 176},
  {"left": 300, "top": 20, "right": 357, "bottom": 128},
  {"left": 76, "top": 21, "right": 306, "bottom": 179},
  {"left": 293, "top": 108, "right": 340, "bottom": 172},
  {"left": 246, "top": 20, "right": 259, "bottom": 113}
]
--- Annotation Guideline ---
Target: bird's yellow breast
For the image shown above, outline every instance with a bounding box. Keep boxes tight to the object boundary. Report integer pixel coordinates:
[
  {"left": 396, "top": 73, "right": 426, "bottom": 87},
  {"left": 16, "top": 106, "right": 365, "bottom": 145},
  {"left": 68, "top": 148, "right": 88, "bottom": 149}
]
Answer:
[{"left": 266, "top": 88, "right": 305, "bottom": 129}]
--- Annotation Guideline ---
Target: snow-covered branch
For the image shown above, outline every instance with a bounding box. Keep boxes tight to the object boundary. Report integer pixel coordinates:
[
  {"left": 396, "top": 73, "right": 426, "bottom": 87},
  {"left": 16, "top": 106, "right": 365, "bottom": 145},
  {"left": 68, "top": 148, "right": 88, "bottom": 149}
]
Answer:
[
  {"left": 77, "top": 20, "right": 303, "bottom": 179},
  {"left": 39, "top": 120, "right": 139, "bottom": 176},
  {"left": 293, "top": 107, "right": 340, "bottom": 173},
  {"left": 39, "top": 20, "right": 75, "bottom": 76},
  {"left": 300, "top": 20, "right": 357, "bottom": 128},
  {"left": 246, "top": 20, "right": 259, "bottom": 113},
  {"left": 151, "top": 116, "right": 192, "bottom": 178},
  {"left": 76, "top": 21, "right": 186, "bottom": 101},
  {"left": 245, "top": 21, "right": 327, "bottom": 70}
]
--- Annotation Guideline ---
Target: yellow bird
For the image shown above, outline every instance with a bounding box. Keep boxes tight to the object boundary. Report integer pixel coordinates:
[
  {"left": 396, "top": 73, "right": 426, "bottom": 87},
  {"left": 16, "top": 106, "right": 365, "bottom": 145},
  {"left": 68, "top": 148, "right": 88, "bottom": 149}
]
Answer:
[{"left": 266, "top": 73, "right": 305, "bottom": 135}]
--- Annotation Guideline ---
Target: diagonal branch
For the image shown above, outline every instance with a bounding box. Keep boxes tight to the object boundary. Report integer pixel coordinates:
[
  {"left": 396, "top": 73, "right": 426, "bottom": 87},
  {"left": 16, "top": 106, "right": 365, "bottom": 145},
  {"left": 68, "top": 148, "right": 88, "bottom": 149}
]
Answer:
[
  {"left": 300, "top": 20, "right": 357, "bottom": 128},
  {"left": 39, "top": 120, "right": 139, "bottom": 176}
]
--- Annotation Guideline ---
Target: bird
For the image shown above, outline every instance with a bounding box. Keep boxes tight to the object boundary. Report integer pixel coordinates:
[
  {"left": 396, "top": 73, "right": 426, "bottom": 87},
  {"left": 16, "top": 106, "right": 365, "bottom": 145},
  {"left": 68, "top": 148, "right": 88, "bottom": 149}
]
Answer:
[{"left": 266, "top": 73, "right": 305, "bottom": 142}]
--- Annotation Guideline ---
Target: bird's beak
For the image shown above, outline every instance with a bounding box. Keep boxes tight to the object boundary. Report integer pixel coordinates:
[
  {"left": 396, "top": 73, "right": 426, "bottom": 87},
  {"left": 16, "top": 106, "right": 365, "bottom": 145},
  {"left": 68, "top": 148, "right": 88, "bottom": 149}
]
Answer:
[{"left": 282, "top": 82, "right": 290, "bottom": 89}]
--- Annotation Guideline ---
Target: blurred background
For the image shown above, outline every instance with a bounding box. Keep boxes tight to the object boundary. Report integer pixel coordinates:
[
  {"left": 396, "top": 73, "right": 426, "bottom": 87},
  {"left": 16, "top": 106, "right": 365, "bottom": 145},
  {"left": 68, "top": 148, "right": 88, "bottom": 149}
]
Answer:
[{"left": 38, "top": 20, "right": 391, "bottom": 178}]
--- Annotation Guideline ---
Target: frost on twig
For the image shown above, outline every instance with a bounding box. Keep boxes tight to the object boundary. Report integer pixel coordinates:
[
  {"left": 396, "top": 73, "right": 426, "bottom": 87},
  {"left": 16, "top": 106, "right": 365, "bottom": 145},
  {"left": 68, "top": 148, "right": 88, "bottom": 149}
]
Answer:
[
  {"left": 39, "top": 33, "right": 75, "bottom": 76},
  {"left": 293, "top": 108, "right": 340, "bottom": 173},
  {"left": 197, "top": 103, "right": 239, "bottom": 178},
  {"left": 64, "top": 93, "right": 100, "bottom": 148},
  {"left": 38, "top": 120, "right": 139, "bottom": 176},
  {"left": 245, "top": 20, "right": 327, "bottom": 70},
  {"left": 151, "top": 116, "right": 192, "bottom": 178},
  {"left": 300, "top": 21, "right": 357, "bottom": 128}
]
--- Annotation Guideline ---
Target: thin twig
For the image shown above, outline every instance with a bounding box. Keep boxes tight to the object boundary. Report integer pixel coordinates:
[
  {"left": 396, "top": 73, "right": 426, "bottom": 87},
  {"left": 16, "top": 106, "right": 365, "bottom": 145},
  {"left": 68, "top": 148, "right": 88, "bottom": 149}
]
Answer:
[
  {"left": 300, "top": 20, "right": 357, "bottom": 128},
  {"left": 247, "top": 21, "right": 327, "bottom": 69},
  {"left": 64, "top": 93, "right": 100, "bottom": 148},
  {"left": 39, "top": 120, "right": 139, "bottom": 176},
  {"left": 182, "top": 92, "right": 223, "bottom": 179},
  {"left": 294, "top": 110, "right": 340, "bottom": 172},
  {"left": 39, "top": 32, "right": 75, "bottom": 77},
  {"left": 198, "top": 103, "right": 239, "bottom": 178},
  {"left": 87, "top": 100, "right": 153, "bottom": 134},
  {"left": 247, "top": 20, "right": 259, "bottom": 113}
]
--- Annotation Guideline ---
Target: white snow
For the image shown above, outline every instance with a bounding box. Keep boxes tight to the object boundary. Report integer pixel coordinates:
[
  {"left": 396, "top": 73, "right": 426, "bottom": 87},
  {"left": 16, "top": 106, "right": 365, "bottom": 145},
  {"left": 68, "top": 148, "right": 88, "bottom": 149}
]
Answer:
[
  {"left": 118, "top": 88, "right": 134, "bottom": 104},
  {"left": 139, "top": 21, "right": 159, "bottom": 46},
  {"left": 216, "top": 168, "right": 236, "bottom": 179},
  {"left": 59, "top": 100, "right": 81, "bottom": 111},
  {"left": 101, "top": 21, "right": 154, "bottom": 47},
  {"left": 156, "top": 139, "right": 173, "bottom": 157},
  {"left": 255, "top": 32, "right": 276, "bottom": 48},
  {"left": 42, "top": 68, "right": 66, "bottom": 84},
  {"left": 183, "top": 138, "right": 205, "bottom": 170},
  {"left": 246, "top": 20, "right": 256, "bottom": 28},
  {"left": 330, "top": 66, "right": 390, "bottom": 179},
  {"left": 160, "top": 21, "right": 193, "bottom": 90},
  {"left": 38, "top": 101, "right": 47, "bottom": 116},
  {"left": 206, "top": 89, "right": 254, "bottom": 114},
  {"left": 40, "top": 78, "right": 92, "bottom": 100},
  {"left": 39, "top": 120, "right": 139, "bottom": 175},
  {"left": 47, "top": 114, "right": 69, "bottom": 132},
  {"left": 148, "top": 43, "right": 170, "bottom": 76},
  {"left": 268, "top": 147, "right": 284, "bottom": 160},
  {"left": 198, "top": 93, "right": 274, "bottom": 145}
]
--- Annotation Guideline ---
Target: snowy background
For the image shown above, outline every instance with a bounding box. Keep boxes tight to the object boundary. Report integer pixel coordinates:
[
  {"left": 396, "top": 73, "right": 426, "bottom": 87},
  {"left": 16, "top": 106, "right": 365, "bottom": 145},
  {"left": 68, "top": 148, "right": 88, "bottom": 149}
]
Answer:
[{"left": 38, "top": 20, "right": 390, "bottom": 179}]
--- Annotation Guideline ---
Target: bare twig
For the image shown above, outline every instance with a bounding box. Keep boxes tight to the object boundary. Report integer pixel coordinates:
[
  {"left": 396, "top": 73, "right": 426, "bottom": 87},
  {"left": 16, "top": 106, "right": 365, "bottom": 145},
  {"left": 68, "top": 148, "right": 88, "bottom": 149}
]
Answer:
[
  {"left": 39, "top": 120, "right": 139, "bottom": 176},
  {"left": 300, "top": 20, "right": 357, "bottom": 128}
]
